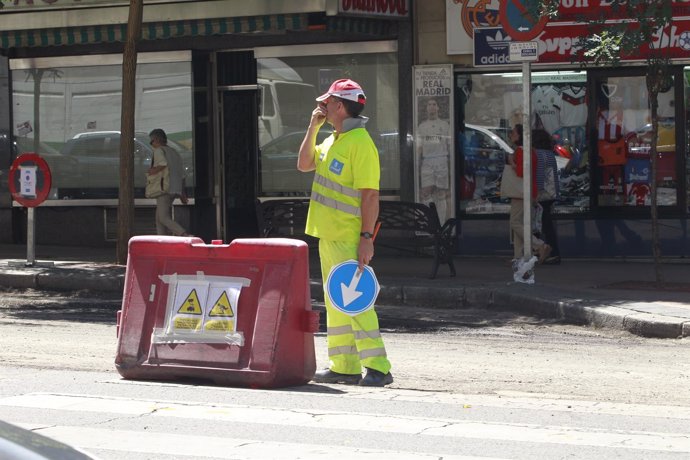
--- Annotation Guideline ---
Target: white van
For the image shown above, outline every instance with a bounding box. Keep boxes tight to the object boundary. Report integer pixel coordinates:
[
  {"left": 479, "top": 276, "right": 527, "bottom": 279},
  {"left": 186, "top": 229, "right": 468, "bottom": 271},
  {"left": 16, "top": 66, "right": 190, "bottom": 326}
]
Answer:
[{"left": 257, "top": 58, "right": 316, "bottom": 147}]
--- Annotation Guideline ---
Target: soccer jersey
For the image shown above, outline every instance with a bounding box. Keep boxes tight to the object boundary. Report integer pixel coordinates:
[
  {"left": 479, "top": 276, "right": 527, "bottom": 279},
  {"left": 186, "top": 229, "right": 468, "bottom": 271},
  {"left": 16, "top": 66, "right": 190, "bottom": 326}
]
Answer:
[
  {"left": 657, "top": 88, "right": 674, "bottom": 118},
  {"left": 560, "top": 85, "right": 587, "bottom": 127},
  {"left": 531, "top": 85, "right": 561, "bottom": 135},
  {"left": 417, "top": 118, "right": 451, "bottom": 159},
  {"left": 597, "top": 109, "right": 623, "bottom": 141}
]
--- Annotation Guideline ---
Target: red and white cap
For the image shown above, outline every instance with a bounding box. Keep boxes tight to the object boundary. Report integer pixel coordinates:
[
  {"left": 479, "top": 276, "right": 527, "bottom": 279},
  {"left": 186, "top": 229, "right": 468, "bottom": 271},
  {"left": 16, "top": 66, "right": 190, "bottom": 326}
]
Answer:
[{"left": 316, "top": 79, "right": 366, "bottom": 105}]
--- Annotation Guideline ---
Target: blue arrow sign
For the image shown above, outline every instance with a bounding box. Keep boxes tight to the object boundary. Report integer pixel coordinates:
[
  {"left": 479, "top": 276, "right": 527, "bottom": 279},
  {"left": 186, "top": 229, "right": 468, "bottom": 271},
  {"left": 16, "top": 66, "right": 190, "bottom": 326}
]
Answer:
[{"left": 325, "top": 260, "right": 380, "bottom": 316}]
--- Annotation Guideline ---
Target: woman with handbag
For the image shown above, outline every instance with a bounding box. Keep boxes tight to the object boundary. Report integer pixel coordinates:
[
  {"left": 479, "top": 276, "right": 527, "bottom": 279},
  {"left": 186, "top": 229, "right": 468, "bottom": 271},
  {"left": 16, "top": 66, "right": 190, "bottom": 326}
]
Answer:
[
  {"left": 533, "top": 128, "right": 561, "bottom": 265},
  {"left": 501, "top": 124, "right": 551, "bottom": 265},
  {"left": 147, "top": 128, "right": 191, "bottom": 236}
]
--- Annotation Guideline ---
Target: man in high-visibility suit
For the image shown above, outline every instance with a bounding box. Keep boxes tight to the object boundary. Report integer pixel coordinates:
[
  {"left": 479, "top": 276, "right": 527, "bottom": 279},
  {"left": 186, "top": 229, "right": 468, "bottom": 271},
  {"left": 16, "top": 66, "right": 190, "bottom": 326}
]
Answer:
[{"left": 297, "top": 79, "right": 393, "bottom": 387}]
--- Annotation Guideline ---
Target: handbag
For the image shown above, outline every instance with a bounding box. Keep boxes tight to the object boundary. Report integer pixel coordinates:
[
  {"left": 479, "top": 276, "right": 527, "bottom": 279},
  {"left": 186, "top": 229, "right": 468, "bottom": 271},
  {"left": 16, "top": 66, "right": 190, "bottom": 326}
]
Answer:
[
  {"left": 145, "top": 148, "right": 170, "bottom": 198},
  {"left": 499, "top": 164, "right": 523, "bottom": 199}
]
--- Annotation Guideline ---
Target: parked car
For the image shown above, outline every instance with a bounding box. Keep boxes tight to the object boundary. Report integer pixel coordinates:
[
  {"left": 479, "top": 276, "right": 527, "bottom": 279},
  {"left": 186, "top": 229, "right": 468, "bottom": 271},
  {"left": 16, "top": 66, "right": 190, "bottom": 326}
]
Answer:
[
  {"left": 460, "top": 124, "right": 568, "bottom": 203},
  {"left": 13, "top": 137, "right": 79, "bottom": 194},
  {"left": 260, "top": 128, "right": 333, "bottom": 194},
  {"left": 58, "top": 131, "right": 194, "bottom": 198},
  {"left": 0, "top": 419, "right": 98, "bottom": 459}
]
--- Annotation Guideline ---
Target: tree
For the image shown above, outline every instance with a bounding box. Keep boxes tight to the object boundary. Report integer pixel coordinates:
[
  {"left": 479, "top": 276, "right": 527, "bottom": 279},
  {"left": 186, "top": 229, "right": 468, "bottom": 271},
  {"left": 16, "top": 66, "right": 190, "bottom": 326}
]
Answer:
[
  {"left": 537, "top": 0, "right": 674, "bottom": 283},
  {"left": 116, "top": 0, "right": 144, "bottom": 265}
]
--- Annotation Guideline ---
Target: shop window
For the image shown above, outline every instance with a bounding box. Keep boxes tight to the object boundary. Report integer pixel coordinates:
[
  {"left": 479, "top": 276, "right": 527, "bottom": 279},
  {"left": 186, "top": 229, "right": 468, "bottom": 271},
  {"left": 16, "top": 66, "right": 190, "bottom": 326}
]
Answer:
[
  {"left": 595, "top": 75, "right": 676, "bottom": 208},
  {"left": 10, "top": 53, "right": 194, "bottom": 201},
  {"left": 257, "top": 51, "right": 400, "bottom": 196},
  {"left": 457, "top": 71, "right": 589, "bottom": 215}
]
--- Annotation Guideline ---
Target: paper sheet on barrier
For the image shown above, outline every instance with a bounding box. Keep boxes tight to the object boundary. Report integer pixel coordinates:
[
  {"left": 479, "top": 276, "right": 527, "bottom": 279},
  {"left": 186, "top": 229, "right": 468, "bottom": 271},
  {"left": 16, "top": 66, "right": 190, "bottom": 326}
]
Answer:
[{"left": 157, "top": 275, "right": 245, "bottom": 344}]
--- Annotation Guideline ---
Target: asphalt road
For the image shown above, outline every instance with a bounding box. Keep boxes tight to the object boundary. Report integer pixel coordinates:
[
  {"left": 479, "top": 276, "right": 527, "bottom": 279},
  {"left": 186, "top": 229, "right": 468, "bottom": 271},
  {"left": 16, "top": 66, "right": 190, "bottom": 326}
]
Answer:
[
  {"left": 2, "top": 287, "right": 690, "bottom": 459},
  {"left": 1, "top": 287, "right": 689, "bottom": 403}
]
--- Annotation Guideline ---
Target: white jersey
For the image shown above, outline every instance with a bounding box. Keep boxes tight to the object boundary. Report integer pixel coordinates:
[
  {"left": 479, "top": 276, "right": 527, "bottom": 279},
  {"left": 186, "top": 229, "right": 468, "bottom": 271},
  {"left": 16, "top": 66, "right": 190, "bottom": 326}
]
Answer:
[
  {"left": 531, "top": 85, "right": 561, "bottom": 134},
  {"left": 417, "top": 118, "right": 451, "bottom": 159},
  {"left": 657, "top": 88, "right": 674, "bottom": 118},
  {"left": 560, "top": 85, "right": 587, "bottom": 127}
]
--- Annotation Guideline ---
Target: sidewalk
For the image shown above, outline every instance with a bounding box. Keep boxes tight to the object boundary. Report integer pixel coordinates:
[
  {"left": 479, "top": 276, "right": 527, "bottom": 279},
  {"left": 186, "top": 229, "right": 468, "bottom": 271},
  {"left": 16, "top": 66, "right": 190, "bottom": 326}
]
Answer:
[{"left": 1, "top": 242, "right": 689, "bottom": 339}]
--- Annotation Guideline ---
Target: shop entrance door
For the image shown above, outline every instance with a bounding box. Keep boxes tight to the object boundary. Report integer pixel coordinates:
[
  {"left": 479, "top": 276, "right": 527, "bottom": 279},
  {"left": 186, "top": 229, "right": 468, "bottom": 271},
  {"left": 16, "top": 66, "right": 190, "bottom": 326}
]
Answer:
[{"left": 216, "top": 51, "right": 260, "bottom": 241}]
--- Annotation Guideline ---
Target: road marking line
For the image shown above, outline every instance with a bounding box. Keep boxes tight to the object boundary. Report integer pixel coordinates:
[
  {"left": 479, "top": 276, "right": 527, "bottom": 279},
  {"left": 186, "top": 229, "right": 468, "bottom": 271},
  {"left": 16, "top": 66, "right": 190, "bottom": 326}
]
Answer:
[
  {"left": 3, "top": 393, "right": 690, "bottom": 452},
  {"left": 13, "top": 423, "right": 507, "bottom": 460},
  {"left": 105, "top": 379, "right": 690, "bottom": 419}
]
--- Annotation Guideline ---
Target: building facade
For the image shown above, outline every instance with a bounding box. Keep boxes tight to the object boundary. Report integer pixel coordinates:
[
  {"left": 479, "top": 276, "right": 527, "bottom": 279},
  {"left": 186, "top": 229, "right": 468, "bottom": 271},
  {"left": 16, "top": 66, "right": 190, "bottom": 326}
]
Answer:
[
  {"left": 2, "top": 0, "right": 690, "bottom": 259},
  {"left": 0, "top": 0, "right": 412, "bottom": 246},
  {"left": 415, "top": 1, "right": 690, "bottom": 258}
]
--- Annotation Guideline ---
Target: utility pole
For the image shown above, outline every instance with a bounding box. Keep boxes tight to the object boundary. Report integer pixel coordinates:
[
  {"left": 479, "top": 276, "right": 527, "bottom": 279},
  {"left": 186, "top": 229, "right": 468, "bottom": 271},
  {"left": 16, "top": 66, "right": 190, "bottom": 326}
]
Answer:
[{"left": 117, "top": 0, "right": 143, "bottom": 265}]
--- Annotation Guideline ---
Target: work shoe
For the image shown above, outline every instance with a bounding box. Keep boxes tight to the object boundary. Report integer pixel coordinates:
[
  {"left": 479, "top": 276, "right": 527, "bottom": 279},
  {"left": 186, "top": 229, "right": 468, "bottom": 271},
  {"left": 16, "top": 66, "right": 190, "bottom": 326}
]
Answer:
[
  {"left": 312, "top": 369, "right": 361, "bottom": 385},
  {"left": 359, "top": 368, "right": 393, "bottom": 387}
]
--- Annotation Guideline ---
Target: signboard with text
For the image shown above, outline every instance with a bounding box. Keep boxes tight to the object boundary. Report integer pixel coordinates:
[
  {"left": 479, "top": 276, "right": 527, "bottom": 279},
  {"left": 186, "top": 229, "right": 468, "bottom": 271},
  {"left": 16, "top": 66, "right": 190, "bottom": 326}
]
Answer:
[
  {"left": 335, "top": 0, "right": 409, "bottom": 19},
  {"left": 509, "top": 41, "right": 538, "bottom": 62},
  {"left": 473, "top": 27, "right": 512, "bottom": 67},
  {"left": 448, "top": 0, "right": 690, "bottom": 64},
  {"left": 413, "top": 65, "right": 455, "bottom": 224}
]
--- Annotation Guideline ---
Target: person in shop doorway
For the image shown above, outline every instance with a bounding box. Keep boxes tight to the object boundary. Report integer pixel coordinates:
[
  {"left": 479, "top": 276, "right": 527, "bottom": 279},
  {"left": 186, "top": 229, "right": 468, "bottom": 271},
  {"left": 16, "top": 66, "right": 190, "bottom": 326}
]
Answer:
[
  {"left": 148, "top": 128, "right": 190, "bottom": 236},
  {"left": 532, "top": 128, "right": 561, "bottom": 265},
  {"left": 507, "top": 124, "right": 551, "bottom": 266},
  {"left": 416, "top": 97, "right": 452, "bottom": 222},
  {"left": 297, "top": 78, "right": 393, "bottom": 387}
]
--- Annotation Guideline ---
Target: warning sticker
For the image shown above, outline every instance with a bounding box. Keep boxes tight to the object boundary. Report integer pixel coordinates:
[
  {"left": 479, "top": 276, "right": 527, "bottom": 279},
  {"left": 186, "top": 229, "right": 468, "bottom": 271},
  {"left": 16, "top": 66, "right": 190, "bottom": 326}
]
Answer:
[
  {"left": 168, "top": 281, "right": 209, "bottom": 333},
  {"left": 204, "top": 284, "right": 241, "bottom": 333},
  {"left": 162, "top": 277, "right": 243, "bottom": 337},
  {"left": 209, "top": 291, "right": 234, "bottom": 317},
  {"left": 178, "top": 289, "right": 203, "bottom": 315},
  {"left": 173, "top": 317, "right": 203, "bottom": 330}
]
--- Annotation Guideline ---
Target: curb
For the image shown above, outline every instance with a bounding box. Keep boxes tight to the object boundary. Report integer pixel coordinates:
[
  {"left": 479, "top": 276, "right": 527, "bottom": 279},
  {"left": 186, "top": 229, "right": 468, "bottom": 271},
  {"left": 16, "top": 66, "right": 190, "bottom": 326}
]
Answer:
[
  {"left": 1, "top": 270, "right": 687, "bottom": 339},
  {"left": 0, "top": 268, "right": 125, "bottom": 293},
  {"left": 310, "top": 279, "right": 689, "bottom": 339}
]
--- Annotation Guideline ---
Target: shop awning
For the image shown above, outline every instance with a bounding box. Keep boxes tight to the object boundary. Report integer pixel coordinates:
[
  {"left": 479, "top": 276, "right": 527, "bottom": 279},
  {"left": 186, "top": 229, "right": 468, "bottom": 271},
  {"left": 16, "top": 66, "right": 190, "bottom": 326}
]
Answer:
[{"left": 0, "top": 14, "right": 308, "bottom": 49}]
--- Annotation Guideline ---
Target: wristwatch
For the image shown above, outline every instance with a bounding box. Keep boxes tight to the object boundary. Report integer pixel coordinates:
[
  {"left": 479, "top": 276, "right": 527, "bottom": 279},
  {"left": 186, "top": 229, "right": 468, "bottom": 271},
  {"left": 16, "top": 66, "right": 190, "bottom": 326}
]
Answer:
[{"left": 360, "top": 231, "right": 373, "bottom": 240}]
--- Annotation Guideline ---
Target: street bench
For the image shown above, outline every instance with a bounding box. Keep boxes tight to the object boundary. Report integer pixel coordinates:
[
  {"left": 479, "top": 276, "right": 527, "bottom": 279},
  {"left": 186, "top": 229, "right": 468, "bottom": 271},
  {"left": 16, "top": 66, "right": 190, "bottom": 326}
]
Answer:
[
  {"left": 375, "top": 200, "right": 457, "bottom": 279},
  {"left": 255, "top": 198, "right": 317, "bottom": 247},
  {"left": 256, "top": 198, "right": 457, "bottom": 279}
]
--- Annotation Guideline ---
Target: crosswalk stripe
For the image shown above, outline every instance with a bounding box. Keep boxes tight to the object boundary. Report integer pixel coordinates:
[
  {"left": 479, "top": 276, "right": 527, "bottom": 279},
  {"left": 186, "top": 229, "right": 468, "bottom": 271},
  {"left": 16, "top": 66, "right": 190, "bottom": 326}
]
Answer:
[
  {"left": 108, "top": 379, "right": 690, "bottom": 420},
  {"left": 3, "top": 393, "right": 690, "bottom": 453},
  {"left": 15, "top": 424, "right": 506, "bottom": 460}
]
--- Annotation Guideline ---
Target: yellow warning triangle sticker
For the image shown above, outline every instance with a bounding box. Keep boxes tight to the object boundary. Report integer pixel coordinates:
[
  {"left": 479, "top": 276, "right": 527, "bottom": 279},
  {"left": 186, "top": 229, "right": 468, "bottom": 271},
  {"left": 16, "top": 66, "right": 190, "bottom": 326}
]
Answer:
[
  {"left": 177, "top": 289, "right": 203, "bottom": 315},
  {"left": 209, "top": 291, "right": 235, "bottom": 317}
]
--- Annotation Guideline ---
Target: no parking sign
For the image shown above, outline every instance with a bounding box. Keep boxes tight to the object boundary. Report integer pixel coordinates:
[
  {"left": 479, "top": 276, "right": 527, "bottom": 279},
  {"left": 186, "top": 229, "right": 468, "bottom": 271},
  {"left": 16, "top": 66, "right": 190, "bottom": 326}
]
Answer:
[{"left": 8, "top": 153, "right": 52, "bottom": 207}]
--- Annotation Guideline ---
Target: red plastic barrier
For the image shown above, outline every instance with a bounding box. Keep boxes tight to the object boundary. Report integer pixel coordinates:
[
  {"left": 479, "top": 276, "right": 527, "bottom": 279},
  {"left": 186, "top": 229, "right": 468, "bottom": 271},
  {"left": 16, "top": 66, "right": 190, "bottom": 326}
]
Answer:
[{"left": 115, "top": 236, "right": 318, "bottom": 388}]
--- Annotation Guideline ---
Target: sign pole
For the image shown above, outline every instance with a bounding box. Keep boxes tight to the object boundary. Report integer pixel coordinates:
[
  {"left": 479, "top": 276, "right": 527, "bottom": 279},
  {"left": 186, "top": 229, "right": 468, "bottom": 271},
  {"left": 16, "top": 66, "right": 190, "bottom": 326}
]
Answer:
[
  {"left": 26, "top": 207, "right": 36, "bottom": 266},
  {"left": 7, "top": 153, "right": 54, "bottom": 268},
  {"left": 522, "top": 59, "right": 532, "bottom": 261},
  {"left": 508, "top": 41, "right": 538, "bottom": 264}
]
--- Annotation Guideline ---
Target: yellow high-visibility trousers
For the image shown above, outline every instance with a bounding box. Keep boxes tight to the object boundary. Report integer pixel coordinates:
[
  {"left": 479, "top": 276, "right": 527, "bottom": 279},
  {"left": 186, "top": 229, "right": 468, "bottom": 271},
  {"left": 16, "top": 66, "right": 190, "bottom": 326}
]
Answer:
[{"left": 319, "top": 239, "right": 392, "bottom": 375}]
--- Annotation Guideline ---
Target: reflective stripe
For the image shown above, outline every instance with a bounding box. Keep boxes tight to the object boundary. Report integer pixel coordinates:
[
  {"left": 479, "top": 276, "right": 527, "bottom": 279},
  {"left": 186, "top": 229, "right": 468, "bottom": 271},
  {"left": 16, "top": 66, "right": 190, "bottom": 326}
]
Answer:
[
  {"left": 328, "top": 325, "right": 354, "bottom": 336},
  {"left": 314, "top": 173, "right": 361, "bottom": 199},
  {"left": 354, "top": 329, "right": 382, "bottom": 341},
  {"left": 359, "top": 347, "right": 387, "bottom": 360},
  {"left": 310, "top": 191, "right": 361, "bottom": 217},
  {"left": 328, "top": 345, "right": 358, "bottom": 357}
]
